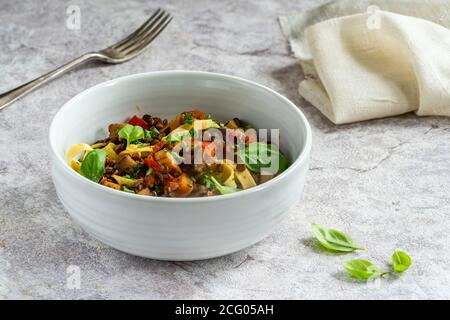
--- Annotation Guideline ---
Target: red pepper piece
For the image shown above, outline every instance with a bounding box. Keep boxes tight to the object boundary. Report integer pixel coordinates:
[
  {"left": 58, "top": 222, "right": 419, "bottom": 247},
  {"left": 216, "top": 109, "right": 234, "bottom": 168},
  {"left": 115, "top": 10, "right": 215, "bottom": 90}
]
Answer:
[
  {"left": 129, "top": 115, "right": 150, "bottom": 130},
  {"left": 145, "top": 156, "right": 162, "bottom": 172}
]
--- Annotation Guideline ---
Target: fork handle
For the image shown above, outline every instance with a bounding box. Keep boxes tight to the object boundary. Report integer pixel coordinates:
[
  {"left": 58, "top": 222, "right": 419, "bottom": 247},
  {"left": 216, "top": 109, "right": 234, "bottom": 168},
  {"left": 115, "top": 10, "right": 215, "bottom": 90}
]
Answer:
[{"left": 0, "top": 52, "right": 100, "bottom": 111}]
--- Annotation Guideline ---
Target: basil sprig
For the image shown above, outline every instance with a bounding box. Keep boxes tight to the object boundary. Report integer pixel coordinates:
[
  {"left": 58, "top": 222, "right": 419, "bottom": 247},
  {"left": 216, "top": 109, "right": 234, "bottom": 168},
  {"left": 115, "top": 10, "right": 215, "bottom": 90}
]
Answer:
[
  {"left": 79, "top": 149, "right": 107, "bottom": 183},
  {"left": 238, "top": 142, "right": 288, "bottom": 174},
  {"left": 311, "top": 224, "right": 364, "bottom": 252},
  {"left": 342, "top": 259, "right": 383, "bottom": 280},
  {"left": 342, "top": 251, "right": 412, "bottom": 281},
  {"left": 311, "top": 224, "right": 412, "bottom": 281},
  {"left": 392, "top": 250, "right": 412, "bottom": 272},
  {"left": 118, "top": 124, "right": 144, "bottom": 147}
]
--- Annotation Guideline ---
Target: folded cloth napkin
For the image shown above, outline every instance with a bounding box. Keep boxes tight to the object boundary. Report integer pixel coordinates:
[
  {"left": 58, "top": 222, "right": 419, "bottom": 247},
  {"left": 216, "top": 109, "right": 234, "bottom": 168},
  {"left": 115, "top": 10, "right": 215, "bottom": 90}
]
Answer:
[{"left": 279, "top": 0, "right": 450, "bottom": 124}]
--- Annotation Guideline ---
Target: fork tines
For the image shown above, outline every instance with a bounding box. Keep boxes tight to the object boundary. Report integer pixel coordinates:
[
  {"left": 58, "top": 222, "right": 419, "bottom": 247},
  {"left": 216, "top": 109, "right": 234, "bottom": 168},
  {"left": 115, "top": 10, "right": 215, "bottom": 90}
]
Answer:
[{"left": 110, "top": 8, "right": 172, "bottom": 55}]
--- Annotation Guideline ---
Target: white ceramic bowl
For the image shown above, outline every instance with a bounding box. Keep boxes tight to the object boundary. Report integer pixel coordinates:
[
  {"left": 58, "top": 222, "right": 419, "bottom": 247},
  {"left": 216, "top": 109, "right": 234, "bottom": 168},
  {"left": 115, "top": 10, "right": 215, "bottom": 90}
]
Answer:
[{"left": 50, "top": 71, "right": 311, "bottom": 261}]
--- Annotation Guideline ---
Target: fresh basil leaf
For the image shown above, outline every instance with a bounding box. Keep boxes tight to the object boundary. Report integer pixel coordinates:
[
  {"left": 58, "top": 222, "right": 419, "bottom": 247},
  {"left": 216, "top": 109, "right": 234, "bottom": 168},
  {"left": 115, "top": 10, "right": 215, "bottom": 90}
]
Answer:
[
  {"left": 238, "top": 142, "right": 288, "bottom": 175},
  {"left": 311, "top": 224, "right": 364, "bottom": 252},
  {"left": 392, "top": 250, "right": 412, "bottom": 272},
  {"left": 79, "top": 149, "right": 106, "bottom": 183},
  {"left": 118, "top": 124, "right": 144, "bottom": 147},
  {"left": 144, "top": 128, "right": 159, "bottom": 140},
  {"left": 325, "top": 229, "right": 365, "bottom": 250},
  {"left": 211, "top": 176, "right": 240, "bottom": 195},
  {"left": 203, "top": 173, "right": 215, "bottom": 190},
  {"left": 166, "top": 131, "right": 189, "bottom": 143},
  {"left": 342, "top": 259, "right": 382, "bottom": 280},
  {"left": 121, "top": 186, "right": 135, "bottom": 194}
]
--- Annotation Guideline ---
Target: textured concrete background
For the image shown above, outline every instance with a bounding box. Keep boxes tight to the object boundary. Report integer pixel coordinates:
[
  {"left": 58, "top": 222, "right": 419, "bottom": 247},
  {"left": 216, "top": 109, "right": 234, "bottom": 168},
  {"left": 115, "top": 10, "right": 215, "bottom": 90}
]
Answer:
[{"left": 1, "top": 0, "right": 449, "bottom": 299}]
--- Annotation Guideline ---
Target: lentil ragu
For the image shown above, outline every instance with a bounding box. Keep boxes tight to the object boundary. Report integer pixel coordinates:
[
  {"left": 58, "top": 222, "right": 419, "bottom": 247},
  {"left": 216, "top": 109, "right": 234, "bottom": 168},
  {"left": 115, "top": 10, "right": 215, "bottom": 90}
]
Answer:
[{"left": 66, "top": 110, "right": 288, "bottom": 197}]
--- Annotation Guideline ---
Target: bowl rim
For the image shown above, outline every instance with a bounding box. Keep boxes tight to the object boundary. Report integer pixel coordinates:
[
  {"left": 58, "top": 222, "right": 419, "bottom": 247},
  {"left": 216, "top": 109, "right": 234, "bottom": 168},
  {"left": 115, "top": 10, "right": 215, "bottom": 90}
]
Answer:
[{"left": 49, "top": 70, "right": 312, "bottom": 203}]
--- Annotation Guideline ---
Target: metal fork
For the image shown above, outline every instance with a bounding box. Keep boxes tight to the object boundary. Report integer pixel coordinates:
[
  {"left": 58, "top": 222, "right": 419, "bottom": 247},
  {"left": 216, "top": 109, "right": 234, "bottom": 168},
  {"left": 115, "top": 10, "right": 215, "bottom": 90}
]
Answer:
[{"left": 0, "top": 8, "right": 172, "bottom": 111}]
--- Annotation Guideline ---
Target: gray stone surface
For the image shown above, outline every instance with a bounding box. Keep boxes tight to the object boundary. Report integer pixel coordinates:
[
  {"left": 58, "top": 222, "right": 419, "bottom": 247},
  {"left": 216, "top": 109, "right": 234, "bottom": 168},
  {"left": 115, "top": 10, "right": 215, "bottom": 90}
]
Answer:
[{"left": 1, "top": 0, "right": 449, "bottom": 300}]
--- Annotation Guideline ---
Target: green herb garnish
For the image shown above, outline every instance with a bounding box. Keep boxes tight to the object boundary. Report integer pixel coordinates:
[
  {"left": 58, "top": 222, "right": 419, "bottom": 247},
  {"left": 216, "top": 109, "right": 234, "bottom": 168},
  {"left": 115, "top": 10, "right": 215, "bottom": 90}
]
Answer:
[
  {"left": 79, "top": 149, "right": 107, "bottom": 183},
  {"left": 203, "top": 173, "right": 215, "bottom": 190},
  {"left": 392, "top": 250, "right": 412, "bottom": 272},
  {"left": 311, "top": 223, "right": 364, "bottom": 252},
  {"left": 144, "top": 128, "right": 160, "bottom": 140},
  {"left": 210, "top": 176, "right": 240, "bottom": 195},
  {"left": 166, "top": 131, "right": 190, "bottom": 143},
  {"left": 118, "top": 124, "right": 144, "bottom": 147},
  {"left": 121, "top": 186, "right": 135, "bottom": 194},
  {"left": 238, "top": 142, "right": 288, "bottom": 174},
  {"left": 146, "top": 168, "right": 153, "bottom": 176},
  {"left": 189, "top": 127, "right": 195, "bottom": 137},
  {"left": 342, "top": 259, "right": 383, "bottom": 280},
  {"left": 153, "top": 185, "right": 163, "bottom": 195},
  {"left": 182, "top": 112, "right": 193, "bottom": 124}
]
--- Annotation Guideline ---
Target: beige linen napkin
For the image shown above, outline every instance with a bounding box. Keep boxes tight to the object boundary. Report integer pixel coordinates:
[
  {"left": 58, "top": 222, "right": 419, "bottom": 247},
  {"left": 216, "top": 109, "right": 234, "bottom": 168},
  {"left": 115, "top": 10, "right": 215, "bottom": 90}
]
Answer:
[{"left": 279, "top": 0, "right": 450, "bottom": 124}]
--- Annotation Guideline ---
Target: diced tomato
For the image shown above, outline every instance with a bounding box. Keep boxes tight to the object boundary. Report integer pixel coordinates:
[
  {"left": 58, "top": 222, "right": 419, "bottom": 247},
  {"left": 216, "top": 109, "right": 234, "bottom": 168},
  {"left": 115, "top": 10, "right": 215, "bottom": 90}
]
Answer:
[
  {"left": 203, "top": 142, "right": 216, "bottom": 158},
  {"left": 145, "top": 156, "right": 162, "bottom": 172},
  {"left": 168, "top": 181, "right": 179, "bottom": 191},
  {"left": 151, "top": 141, "right": 165, "bottom": 152},
  {"left": 144, "top": 174, "right": 155, "bottom": 188},
  {"left": 244, "top": 134, "right": 257, "bottom": 143},
  {"left": 229, "top": 129, "right": 242, "bottom": 137},
  {"left": 190, "top": 110, "right": 206, "bottom": 120},
  {"left": 128, "top": 115, "right": 149, "bottom": 130}
]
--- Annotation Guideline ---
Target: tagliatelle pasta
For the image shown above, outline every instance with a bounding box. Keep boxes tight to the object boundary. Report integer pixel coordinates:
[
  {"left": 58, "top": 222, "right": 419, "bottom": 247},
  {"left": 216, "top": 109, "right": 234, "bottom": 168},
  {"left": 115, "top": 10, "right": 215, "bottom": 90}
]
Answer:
[
  {"left": 66, "top": 110, "right": 289, "bottom": 197},
  {"left": 66, "top": 143, "right": 93, "bottom": 172}
]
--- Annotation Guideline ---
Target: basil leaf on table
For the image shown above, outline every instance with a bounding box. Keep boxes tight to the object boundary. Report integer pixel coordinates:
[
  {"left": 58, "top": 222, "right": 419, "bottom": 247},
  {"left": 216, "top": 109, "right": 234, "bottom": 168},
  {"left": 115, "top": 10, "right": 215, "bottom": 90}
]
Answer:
[
  {"left": 392, "top": 250, "right": 412, "bottom": 272},
  {"left": 118, "top": 124, "right": 144, "bottom": 147},
  {"left": 342, "top": 259, "right": 383, "bottom": 280},
  {"left": 238, "top": 142, "right": 288, "bottom": 174},
  {"left": 79, "top": 149, "right": 107, "bottom": 183},
  {"left": 311, "top": 224, "right": 364, "bottom": 252}
]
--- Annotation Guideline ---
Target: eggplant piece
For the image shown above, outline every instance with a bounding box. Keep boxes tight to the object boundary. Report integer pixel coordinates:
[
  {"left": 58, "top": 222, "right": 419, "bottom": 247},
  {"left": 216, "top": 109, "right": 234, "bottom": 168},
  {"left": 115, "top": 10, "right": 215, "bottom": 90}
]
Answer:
[
  {"left": 225, "top": 118, "right": 241, "bottom": 129},
  {"left": 137, "top": 188, "right": 154, "bottom": 196},
  {"left": 108, "top": 123, "right": 126, "bottom": 142},
  {"left": 169, "top": 173, "right": 194, "bottom": 197},
  {"left": 117, "top": 155, "right": 138, "bottom": 173},
  {"left": 259, "top": 173, "right": 274, "bottom": 184},
  {"left": 154, "top": 149, "right": 182, "bottom": 175}
]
